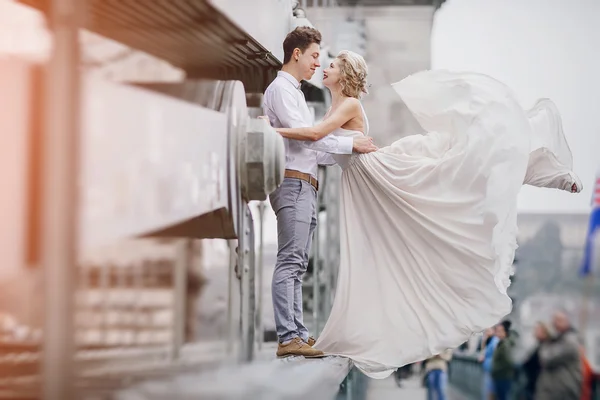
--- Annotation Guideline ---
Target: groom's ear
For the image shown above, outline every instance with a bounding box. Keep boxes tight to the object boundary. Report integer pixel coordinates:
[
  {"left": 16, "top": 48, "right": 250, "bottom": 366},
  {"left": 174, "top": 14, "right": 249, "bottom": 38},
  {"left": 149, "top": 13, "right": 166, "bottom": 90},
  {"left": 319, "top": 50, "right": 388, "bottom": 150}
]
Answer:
[{"left": 293, "top": 47, "right": 301, "bottom": 62}]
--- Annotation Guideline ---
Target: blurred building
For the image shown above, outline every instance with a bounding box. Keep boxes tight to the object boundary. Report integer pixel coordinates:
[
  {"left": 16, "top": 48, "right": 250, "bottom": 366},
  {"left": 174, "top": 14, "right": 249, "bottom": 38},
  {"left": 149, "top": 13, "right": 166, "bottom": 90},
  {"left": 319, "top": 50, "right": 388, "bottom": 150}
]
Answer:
[
  {"left": 306, "top": 1, "right": 445, "bottom": 145},
  {"left": 511, "top": 212, "right": 599, "bottom": 368}
]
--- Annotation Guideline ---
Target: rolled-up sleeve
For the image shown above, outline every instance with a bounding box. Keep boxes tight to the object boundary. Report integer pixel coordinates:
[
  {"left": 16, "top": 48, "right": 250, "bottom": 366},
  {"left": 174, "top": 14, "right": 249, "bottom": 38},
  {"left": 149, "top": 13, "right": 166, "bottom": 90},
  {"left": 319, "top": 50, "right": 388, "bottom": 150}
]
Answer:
[{"left": 301, "top": 134, "right": 353, "bottom": 155}]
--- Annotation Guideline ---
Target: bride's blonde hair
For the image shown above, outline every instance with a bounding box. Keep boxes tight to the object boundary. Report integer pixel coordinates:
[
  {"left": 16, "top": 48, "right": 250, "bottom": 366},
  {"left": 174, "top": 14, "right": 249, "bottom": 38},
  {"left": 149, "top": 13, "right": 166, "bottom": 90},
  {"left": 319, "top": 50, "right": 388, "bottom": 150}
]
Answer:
[{"left": 336, "top": 50, "right": 368, "bottom": 99}]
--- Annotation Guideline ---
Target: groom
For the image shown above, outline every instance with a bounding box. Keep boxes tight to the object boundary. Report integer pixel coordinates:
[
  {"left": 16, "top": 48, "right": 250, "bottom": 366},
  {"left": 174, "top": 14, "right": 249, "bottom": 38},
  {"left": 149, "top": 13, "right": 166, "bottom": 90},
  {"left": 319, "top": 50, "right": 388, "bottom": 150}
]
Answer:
[{"left": 263, "top": 26, "right": 377, "bottom": 357}]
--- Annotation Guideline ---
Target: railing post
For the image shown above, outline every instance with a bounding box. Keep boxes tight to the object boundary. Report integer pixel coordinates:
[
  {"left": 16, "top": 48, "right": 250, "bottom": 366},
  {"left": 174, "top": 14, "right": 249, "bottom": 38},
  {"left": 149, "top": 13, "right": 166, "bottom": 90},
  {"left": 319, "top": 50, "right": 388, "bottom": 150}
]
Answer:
[
  {"left": 41, "top": 0, "right": 81, "bottom": 398},
  {"left": 312, "top": 196, "right": 321, "bottom": 335},
  {"left": 449, "top": 353, "right": 485, "bottom": 399},
  {"left": 227, "top": 239, "right": 238, "bottom": 356},
  {"left": 240, "top": 205, "right": 256, "bottom": 362},
  {"left": 256, "top": 201, "right": 266, "bottom": 350},
  {"left": 170, "top": 239, "right": 188, "bottom": 361}
]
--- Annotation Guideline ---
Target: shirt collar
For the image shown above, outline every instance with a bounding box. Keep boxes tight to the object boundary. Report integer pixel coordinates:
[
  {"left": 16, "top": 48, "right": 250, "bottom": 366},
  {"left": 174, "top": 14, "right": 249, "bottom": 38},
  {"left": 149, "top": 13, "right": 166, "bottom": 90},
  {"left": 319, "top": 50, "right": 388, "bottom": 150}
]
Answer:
[{"left": 278, "top": 71, "right": 302, "bottom": 90}]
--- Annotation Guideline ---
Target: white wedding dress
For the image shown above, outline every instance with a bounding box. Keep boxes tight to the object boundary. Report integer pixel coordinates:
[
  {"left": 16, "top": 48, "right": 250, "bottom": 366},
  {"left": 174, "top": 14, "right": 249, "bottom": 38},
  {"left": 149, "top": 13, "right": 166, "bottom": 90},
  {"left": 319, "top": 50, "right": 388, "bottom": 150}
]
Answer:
[{"left": 313, "top": 70, "right": 580, "bottom": 379}]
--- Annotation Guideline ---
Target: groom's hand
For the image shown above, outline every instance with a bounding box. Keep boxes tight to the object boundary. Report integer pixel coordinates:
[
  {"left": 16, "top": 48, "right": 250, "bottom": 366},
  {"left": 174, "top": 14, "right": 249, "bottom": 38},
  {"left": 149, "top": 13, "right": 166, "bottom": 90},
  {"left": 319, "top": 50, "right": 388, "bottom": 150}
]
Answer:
[{"left": 353, "top": 136, "right": 378, "bottom": 153}]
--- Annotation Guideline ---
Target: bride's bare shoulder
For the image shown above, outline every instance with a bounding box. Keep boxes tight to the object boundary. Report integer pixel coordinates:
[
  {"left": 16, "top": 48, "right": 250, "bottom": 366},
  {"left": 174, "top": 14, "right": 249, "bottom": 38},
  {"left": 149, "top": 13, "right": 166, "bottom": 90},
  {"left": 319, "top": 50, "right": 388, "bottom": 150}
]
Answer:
[
  {"left": 329, "top": 97, "right": 360, "bottom": 116},
  {"left": 338, "top": 97, "right": 362, "bottom": 117},
  {"left": 342, "top": 97, "right": 361, "bottom": 109}
]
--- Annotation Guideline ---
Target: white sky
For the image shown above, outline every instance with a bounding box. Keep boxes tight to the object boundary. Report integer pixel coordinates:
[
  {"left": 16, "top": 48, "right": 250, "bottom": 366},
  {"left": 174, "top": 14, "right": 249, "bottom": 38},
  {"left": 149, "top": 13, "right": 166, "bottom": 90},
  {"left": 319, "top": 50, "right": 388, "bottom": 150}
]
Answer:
[{"left": 432, "top": 0, "right": 599, "bottom": 214}]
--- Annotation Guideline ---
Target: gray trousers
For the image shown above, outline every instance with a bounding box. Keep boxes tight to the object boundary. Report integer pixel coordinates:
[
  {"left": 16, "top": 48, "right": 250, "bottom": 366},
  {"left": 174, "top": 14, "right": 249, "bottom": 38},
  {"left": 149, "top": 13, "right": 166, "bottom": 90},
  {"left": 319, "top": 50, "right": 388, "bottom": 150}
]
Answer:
[{"left": 268, "top": 178, "right": 317, "bottom": 343}]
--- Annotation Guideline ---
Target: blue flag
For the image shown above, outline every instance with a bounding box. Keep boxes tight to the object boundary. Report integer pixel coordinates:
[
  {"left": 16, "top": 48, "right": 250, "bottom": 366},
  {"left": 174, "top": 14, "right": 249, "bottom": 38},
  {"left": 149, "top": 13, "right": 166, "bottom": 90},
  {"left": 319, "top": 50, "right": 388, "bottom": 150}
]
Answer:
[{"left": 580, "top": 172, "right": 600, "bottom": 277}]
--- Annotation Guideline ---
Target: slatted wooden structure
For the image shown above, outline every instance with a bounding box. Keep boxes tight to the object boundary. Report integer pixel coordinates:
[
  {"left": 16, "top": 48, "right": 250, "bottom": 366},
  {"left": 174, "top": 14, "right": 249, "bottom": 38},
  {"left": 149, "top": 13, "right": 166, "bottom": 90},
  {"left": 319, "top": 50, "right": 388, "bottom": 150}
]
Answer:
[{"left": 20, "top": 0, "right": 283, "bottom": 91}]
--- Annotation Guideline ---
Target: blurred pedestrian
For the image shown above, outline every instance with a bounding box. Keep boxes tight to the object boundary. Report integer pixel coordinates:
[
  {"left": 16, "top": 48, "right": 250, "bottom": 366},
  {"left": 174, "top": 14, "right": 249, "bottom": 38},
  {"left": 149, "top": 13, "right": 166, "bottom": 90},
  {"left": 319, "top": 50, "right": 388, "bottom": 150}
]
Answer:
[
  {"left": 580, "top": 347, "right": 593, "bottom": 400},
  {"left": 425, "top": 349, "right": 453, "bottom": 400},
  {"left": 535, "top": 311, "right": 582, "bottom": 400},
  {"left": 521, "top": 321, "right": 550, "bottom": 400},
  {"left": 492, "top": 320, "right": 517, "bottom": 400},
  {"left": 479, "top": 326, "right": 499, "bottom": 400}
]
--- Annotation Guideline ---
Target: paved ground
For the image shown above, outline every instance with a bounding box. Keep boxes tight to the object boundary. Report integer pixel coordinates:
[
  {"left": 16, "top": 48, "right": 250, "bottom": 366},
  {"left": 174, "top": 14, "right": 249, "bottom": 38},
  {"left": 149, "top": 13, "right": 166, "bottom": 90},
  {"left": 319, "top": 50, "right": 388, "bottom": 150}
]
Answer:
[{"left": 366, "top": 375, "right": 469, "bottom": 400}]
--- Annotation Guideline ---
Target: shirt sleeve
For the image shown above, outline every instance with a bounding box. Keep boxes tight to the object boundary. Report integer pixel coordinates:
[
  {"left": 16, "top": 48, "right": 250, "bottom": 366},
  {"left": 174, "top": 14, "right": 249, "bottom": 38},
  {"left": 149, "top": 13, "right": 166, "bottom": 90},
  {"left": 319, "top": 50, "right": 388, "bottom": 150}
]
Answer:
[
  {"left": 300, "top": 135, "right": 354, "bottom": 155},
  {"left": 316, "top": 152, "right": 336, "bottom": 166}
]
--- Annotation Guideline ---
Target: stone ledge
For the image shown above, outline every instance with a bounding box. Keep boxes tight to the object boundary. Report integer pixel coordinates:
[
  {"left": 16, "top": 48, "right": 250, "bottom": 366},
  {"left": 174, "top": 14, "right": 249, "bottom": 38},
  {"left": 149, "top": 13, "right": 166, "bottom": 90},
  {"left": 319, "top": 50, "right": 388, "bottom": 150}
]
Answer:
[{"left": 114, "top": 355, "right": 352, "bottom": 400}]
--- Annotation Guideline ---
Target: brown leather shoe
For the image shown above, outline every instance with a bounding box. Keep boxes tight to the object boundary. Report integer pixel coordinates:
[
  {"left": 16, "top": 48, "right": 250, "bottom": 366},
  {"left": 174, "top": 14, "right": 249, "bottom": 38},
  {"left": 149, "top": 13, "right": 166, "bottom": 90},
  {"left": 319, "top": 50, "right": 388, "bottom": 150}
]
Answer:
[
  {"left": 306, "top": 337, "right": 316, "bottom": 347},
  {"left": 276, "top": 337, "right": 324, "bottom": 358}
]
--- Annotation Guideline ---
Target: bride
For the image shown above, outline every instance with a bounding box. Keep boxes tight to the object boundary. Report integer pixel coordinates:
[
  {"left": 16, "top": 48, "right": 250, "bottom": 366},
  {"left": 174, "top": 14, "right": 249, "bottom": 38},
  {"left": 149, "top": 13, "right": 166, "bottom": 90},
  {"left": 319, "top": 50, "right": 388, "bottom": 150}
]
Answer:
[{"left": 270, "top": 50, "right": 582, "bottom": 379}]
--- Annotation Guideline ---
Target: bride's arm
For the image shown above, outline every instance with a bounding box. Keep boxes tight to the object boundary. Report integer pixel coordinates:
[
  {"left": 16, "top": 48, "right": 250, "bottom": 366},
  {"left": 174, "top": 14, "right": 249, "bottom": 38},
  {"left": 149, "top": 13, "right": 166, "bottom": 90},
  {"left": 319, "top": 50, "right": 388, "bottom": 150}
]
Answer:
[{"left": 276, "top": 98, "right": 361, "bottom": 141}]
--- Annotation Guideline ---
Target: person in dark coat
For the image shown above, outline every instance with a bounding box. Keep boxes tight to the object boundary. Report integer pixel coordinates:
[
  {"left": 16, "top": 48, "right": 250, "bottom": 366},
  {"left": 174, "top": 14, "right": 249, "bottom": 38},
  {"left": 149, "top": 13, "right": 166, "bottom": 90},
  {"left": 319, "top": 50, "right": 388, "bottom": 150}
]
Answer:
[
  {"left": 535, "top": 311, "right": 582, "bottom": 400},
  {"left": 492, "top": 320, "right": 517, "bottom": 400},
  {"left": 521, "top": 321, "right": 550, "bottom": 400}
]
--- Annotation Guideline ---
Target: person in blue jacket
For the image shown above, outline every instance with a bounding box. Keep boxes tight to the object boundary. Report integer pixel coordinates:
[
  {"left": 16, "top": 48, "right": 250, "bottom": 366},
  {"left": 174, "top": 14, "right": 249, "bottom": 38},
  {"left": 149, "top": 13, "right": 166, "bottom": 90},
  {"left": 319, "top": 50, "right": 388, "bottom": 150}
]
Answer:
[{"left": 479, "top": 326, "right": 500, "bottom": 400}]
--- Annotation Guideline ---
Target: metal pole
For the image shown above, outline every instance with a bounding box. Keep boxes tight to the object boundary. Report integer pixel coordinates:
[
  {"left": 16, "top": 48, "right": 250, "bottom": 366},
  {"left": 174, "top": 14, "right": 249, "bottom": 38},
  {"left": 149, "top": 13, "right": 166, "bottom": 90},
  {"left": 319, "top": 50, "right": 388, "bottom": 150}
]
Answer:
[
  {"left": 312, "top": 230, "right": 320, "bottom": 335},
  {"left": 347, "top": 370, "right": 354, "bottom": 400},
  {"left": 100, "top": 264, "right": 109, "bottom": 345},
  {"left": 240, "top": 205, "right": 256, "bottom": 362},
  {"left": 226, "top": 239, "right": 237, "bottom": 356},
  {"left": 256, "top": 202, "right": 266, "bottom": 350},
  {"left": 323, "top": 170, "right": 333, "bottom": 318},
  {"left": 239, "top": 205, "right": 248, "bottom": 361},
  {"left": 312, "top": 169, "right": 323, "bottom": 334},
  {"left": 41, "top": 0, "right": 81, "bottom": 398},
  {"left": 170, "top": 239, "right": 188, "bottom": 361}
]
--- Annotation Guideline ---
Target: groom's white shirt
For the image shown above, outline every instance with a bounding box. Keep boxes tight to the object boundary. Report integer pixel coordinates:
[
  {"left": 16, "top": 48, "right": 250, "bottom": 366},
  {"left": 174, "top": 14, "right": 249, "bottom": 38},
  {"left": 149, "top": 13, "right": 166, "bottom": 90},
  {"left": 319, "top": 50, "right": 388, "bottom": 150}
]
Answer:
[{"left": 263, "top": 71, "right": 354, "bottom": 179}]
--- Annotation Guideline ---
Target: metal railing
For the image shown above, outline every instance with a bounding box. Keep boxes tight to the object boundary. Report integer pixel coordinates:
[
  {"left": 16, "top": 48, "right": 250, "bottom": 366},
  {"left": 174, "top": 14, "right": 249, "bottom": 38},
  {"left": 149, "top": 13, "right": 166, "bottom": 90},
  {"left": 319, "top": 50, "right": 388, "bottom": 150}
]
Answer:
[
  {"left": 300, "top": 0, "right": 338, "bottom": 8},
  {"left": 337, "top": 368, "right": 369, "bottom": 400},
  {"left": 449, "top": 352, "right": 600, "bottom": 400},
  {"left": 447, "top": 353, "right": 485, "bottom": 399}
]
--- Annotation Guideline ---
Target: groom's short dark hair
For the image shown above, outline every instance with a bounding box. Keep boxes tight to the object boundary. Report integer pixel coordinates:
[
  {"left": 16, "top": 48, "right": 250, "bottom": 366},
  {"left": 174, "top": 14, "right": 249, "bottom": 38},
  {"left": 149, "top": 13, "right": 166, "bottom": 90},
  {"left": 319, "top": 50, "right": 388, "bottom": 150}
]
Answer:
[{"left": 283, "top": 26, "right": 322, "bottom": 64}]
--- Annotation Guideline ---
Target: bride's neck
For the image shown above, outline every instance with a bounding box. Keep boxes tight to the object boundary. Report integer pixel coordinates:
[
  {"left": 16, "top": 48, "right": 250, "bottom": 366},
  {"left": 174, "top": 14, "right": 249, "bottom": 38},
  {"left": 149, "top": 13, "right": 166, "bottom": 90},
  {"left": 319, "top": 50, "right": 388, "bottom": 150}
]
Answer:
[{"left": 330, "top": 88, "right": 346, "bottom": 108}]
